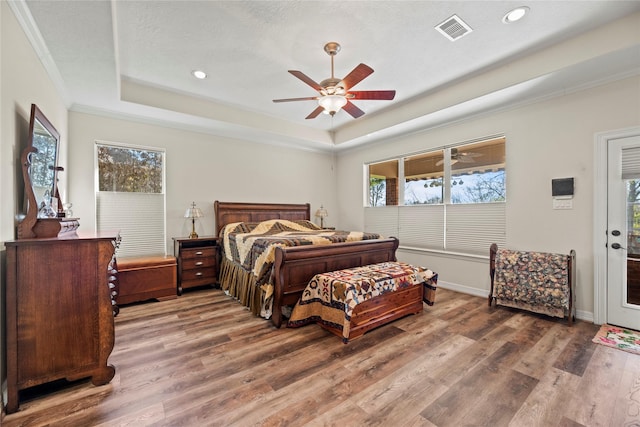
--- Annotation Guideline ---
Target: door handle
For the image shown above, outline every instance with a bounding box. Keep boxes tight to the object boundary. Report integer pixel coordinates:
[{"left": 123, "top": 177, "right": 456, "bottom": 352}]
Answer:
[{"left": 611, "top": 243, "right": 626, "bottom": 250}]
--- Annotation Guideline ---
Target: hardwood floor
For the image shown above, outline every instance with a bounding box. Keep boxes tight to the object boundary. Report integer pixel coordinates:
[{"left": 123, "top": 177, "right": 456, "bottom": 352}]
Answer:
[{"left": 3, "top": 287, "right": 640, "bottom": 426}]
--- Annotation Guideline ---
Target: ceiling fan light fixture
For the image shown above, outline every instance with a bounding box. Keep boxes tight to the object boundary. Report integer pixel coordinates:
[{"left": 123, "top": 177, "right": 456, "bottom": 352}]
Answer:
[{"left": 318, "top": 94, "right": 347, "bottom": 115}]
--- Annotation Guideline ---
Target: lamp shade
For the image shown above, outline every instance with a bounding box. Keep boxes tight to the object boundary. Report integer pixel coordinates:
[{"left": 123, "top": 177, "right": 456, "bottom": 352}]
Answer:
[
  {"left": 315, "top": 206, "right": 328, "bottom": 218},
  {"left": 184, "top": 202, "right": 203, "bottom": 219},
  {"left": 318, "top": 95, "right": 347, "bottom": 115}
]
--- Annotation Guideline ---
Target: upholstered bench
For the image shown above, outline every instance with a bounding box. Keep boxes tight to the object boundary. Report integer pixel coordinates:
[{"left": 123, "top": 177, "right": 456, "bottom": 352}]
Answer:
[
  {"left": 116, "top": 255, "right": 177, "bottom": 305},
  {"left": 288, "top": 261, "right": 438, "bottom": 342}
]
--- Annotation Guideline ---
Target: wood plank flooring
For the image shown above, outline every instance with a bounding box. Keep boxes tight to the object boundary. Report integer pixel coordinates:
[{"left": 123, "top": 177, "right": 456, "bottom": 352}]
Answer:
[{"left": 3, "top": 287, "right": 640, "bottom": 426}]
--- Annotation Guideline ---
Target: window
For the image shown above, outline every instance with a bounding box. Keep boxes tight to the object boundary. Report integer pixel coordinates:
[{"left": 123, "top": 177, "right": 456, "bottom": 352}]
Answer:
[
  {"left": 96, "top": 142, "right": 166, "bottom": 258},
  {"left": 368, "top": 159, "right": 398, "bottom": 206},
  {"left": 365, "top": 136, "right": 506, "bottom": 255},
  {"left": 404, "top": 151, "right": 444, "bottom": 204}
]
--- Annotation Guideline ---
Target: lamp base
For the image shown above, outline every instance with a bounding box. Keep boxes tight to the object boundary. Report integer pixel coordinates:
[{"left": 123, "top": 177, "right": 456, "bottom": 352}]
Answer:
[{"left": 189, "top": 218, "right": 198, "bottom": 239}]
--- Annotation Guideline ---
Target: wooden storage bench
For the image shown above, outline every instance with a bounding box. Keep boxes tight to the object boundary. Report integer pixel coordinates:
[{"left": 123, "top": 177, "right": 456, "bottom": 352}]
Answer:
[
  {"left": 116, "top": 255, "right": 177, "bottom": 305},
  {"left": 288, "top": 261, "right": 438, "bottom": 342}
]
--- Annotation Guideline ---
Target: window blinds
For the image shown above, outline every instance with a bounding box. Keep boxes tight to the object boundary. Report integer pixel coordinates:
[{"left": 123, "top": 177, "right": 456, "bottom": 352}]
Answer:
[
  {"left": 621, "top": 147, "right": 640, "bottom": 179},
  {"left": 364, "top": 202, "right": 505, "bottom": 255},
  {"left": 399, "top": 205, "right": 445, "bottom": 250},
  {"left": 445, "top": 203, "right": 506, "bottom": 254},
  {"left": 96, "top": 192, "right": 166, "bottom": 258}
]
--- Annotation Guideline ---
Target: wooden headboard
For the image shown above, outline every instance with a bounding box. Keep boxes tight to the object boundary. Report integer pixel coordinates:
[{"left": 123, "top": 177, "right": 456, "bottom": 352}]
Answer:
[{"left": 214, "top": 201, "right": 311, "bottom": 237}]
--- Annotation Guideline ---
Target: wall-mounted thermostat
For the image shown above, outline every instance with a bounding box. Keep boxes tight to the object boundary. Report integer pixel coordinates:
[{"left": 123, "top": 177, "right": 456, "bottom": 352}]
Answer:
[
  {"left": 552, "top": 177, "right": 574, "bottom": 198},
  {"left": 552, "top": 177, "right": 574, "bottom": 209}
]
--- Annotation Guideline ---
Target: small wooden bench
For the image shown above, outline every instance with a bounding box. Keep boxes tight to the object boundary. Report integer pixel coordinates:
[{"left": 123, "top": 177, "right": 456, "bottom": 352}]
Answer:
[
  {"left": 288, "top": 261, "right": 438, "bottom": 342},
  {"left": 116, "top": 255, "right": 177, "bottom": 305}
]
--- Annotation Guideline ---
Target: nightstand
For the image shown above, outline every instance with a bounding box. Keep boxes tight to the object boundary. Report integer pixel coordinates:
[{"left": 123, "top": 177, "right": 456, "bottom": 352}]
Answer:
[{"left": 173, "top": 236, "right": 219, "bottom": 295}]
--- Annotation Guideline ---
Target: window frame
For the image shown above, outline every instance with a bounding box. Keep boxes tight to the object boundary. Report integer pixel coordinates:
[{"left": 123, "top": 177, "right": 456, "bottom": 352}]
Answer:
[
  {"left": 364, "top": 135, "right": 506, "bottom": 256},
  {"left": 95, "top": 140, "right": 167, "bottom": 258}
]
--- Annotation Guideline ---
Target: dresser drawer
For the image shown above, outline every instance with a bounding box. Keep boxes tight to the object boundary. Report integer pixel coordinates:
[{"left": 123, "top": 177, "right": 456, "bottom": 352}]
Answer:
[{"left": 181, "top": 247, "right": 216, "bottom": 260}]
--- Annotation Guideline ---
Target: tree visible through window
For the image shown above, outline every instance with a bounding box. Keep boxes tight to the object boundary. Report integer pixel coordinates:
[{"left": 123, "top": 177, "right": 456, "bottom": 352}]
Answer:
[
  {"left": 97, "top": 146, "right": 163, "bottom": 193},
  {"left": 96, "top": 142, "right": 166, "bottom": 257}
]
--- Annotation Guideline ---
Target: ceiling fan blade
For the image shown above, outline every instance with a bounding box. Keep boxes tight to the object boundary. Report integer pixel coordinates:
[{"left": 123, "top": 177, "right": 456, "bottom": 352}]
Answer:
[
  {"left": 273, "top": 96, "right": 318, "bottom": 103},
  {"left": 289, "top": 70, "right": 323, "bottom": 91},
  {"left": 340, "top": 63, "right": 374, "bottom": 90},
  {"left": 348, "top": 90, "right": 396, "bottom": 100},
  {"left": 305, "top": 106, "right": 325, "bottom": 119},
  {"left": 342, "top": 100, "right": 365, "bottom": 119}
]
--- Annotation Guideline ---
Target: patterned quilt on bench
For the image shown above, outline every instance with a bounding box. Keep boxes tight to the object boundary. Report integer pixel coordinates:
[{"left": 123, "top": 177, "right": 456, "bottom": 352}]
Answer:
[{"left": 288, "top": 261, "right": 437, "bottom": 341}]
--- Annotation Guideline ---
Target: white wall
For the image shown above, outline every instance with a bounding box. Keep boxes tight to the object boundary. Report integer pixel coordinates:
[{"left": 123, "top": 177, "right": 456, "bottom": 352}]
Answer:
[
  {"left": 0, "top": 1, "right": 69, "bottom": 407},
  {"left": 67, "top": 112, "right": 337, "bottom": 254},
  {"left": 336, "top": 75, "right": 640, "bottom": 320}
]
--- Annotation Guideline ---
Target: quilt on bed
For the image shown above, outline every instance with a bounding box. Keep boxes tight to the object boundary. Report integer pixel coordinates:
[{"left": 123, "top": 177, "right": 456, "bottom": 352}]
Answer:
[
  {"left": 287, "top": 261, "right": 437, "bottom": 341},
  {"left": 219, "top": 219, "right": 382, "bottom": 317}
]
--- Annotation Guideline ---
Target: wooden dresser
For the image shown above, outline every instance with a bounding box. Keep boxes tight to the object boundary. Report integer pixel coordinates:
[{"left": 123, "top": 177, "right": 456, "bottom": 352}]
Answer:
[
  {"left": 173, "top": 236, "right": 219, "bottom": 295},
  {"left": 4, "top": 231, "right": 120, "bottom": 413}
]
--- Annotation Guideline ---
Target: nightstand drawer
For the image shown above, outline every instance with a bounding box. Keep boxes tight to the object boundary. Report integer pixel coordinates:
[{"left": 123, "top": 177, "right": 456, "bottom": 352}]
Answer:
[
  {"left": 182, "top": 257, "right": 216, "bottom": 270},
  {"left": 182, "top": 247, "right": 216, "bottom": 260},
  {"left": 182, "top": 268, "right": 216, "bottom": 283}
]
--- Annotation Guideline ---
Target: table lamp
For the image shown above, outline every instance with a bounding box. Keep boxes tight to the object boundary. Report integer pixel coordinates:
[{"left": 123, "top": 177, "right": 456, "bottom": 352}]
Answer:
[
  {"left": 315, "top": 205, "right": 328, "bottom": 228},
  {"left": 184, "top": 202, "right": 203, "bottom": 238}
]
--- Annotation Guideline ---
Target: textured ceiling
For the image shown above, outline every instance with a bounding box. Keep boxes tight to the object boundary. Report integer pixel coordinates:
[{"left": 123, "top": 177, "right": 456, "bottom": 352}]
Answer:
[{"left": 12, "top": 0, "right": 640, "bottom": 151}]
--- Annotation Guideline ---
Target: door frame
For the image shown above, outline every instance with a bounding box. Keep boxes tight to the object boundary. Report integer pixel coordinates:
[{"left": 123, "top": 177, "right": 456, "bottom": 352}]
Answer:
[{"left": 594, "top": 125, "right": 640, "bottom": 325}]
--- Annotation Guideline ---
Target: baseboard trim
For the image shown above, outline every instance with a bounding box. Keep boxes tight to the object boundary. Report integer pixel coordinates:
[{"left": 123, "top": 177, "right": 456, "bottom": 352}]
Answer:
[{"left": 438, "top": 280, "right": 594, "bottom": 323}]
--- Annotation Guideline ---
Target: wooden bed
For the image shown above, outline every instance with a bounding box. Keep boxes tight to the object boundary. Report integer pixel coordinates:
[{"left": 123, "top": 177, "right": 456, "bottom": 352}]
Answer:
[{"left": 214, "top": 201, "right": 400, "bottom": 328}]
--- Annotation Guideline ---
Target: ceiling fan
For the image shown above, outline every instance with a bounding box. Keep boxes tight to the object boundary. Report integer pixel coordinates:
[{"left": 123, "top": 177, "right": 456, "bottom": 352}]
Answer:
[
  {"left": 436, "top": 148, "right": 483, "bottom": 166},
  {"left": 273, "top": 42, "right": 396, "bottom": 119}
]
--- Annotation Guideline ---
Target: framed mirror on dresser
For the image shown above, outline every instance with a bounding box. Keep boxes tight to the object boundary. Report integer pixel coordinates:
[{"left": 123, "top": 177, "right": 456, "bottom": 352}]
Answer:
[
  {"left": 4, "top": 104, "right": 119, "bottom": 414},
  {"left": 18, "top": 103, "right": 79, "bottom": 239}
]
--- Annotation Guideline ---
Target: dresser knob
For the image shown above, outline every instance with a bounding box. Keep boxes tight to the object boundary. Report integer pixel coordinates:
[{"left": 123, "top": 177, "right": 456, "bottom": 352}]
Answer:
[
  {"left": 195, "top": 272, "right": 203, "bottom": 277},
  {"left": 195, "top": 251, "right": 203, "bottom": 255},
  {"left": 195, "top": 261, "right": 203, "bottom": 266}
]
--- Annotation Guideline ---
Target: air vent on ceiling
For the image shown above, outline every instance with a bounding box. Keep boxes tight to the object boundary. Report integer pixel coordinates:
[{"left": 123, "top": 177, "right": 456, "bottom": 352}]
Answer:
[{"left": 435, "top": 14, "right": 473, "bottom": 41}]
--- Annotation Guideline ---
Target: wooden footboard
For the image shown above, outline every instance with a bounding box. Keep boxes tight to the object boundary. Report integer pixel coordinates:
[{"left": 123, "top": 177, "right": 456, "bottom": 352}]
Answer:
[{"left": 271, "top": 237, "right": 399, "bottom": 328}]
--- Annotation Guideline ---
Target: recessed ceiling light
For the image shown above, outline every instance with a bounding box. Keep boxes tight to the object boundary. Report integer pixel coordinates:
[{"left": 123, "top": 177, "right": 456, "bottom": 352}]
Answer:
[
  {"left": 192, "top": 70, "right": 207, "bottom": 79},
  {"left": 502, "top": 6, "right": 529, "bottom": 24}
]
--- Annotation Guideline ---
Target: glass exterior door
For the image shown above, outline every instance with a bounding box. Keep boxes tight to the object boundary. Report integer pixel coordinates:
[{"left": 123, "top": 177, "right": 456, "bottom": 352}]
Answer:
[{"left": 607, "top": 136, "right": 640, "bottom": 330}]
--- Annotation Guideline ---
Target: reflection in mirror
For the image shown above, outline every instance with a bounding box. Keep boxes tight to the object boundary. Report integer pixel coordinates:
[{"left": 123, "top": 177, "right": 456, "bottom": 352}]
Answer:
[
  {"left": 30, "top": 116, "right": 59, "bottom": 217},
  {"left": 25, "top": 104, "right": 60, "bottom": 218}
]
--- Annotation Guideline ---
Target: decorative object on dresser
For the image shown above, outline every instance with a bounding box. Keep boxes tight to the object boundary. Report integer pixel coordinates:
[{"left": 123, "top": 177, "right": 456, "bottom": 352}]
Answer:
[
  {"left": 315, "top": 205, "right": 328, "bottom": 228},
  {"left": 184, "top": 202, "right": 203, "bottom": 239},
  {"left": 116, "top": 255, "right": 177, "bottom": 304},
  {"left": 18, "top": 104, "right": 79, "bottom": 239},
  {"left": 173, "top": 236, "right": 219, "bottom": 295},
  {"left": 4, "top": 231, "right": 120, "bottom": 414}
]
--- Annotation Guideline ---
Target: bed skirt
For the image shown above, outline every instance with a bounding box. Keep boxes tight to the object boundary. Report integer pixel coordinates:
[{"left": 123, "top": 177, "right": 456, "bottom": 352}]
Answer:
[{"left": 219, "top": 257, "right": 273, "bottom": 318}]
